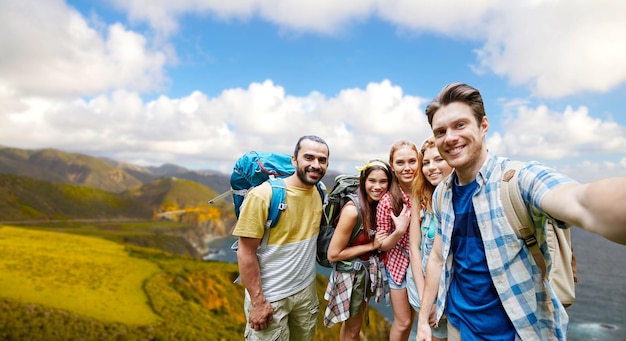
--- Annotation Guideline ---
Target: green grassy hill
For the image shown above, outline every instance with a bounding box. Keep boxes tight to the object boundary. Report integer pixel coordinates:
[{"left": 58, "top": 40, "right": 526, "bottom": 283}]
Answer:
[
  {"left": 0, "top": 172, "right": 235, "bottom": 258},
  {"left": 0, "top": 224, "right": 391, "bottom": 340},
  {"left": 128, "top": 176, "right": 224, "bottom": 209},
  {"left": 0, "top": 146, "right": 144, "bottom": 192},
  {"left": 0, "top": 145, "right": 236, "bottom": 196},
  {"left": 0, "top": 173, "right": 153, "bottom": 221}
]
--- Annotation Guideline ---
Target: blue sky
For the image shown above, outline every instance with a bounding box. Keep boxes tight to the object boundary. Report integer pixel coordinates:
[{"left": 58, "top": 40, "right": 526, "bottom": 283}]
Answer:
[{"left": 1, "top": 0, "right": 625, "bottom": 181}]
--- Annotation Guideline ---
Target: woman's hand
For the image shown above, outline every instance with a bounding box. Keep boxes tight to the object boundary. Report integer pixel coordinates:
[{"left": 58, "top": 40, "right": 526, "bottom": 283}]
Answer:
[
  {"left": 391, "top": 204, "right": 411, "bottom": 234},
  {"left": 374, "top": 230, "right": 389, "bottom": 249}
]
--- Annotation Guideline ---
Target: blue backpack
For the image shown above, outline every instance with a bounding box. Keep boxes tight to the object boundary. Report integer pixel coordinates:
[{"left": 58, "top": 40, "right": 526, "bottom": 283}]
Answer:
[
  {"left": 210, "top": 151, "right": 326, "bottom": 246},
  {"left": 230, "top": 151, "right": 296, "bottom": 226}
]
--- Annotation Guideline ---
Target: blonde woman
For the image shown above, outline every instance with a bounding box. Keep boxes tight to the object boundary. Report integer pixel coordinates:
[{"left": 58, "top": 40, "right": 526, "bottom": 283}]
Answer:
[
  {"left": 407, "top": 137, "right": 452, "bottom": 341},
  {"left": 377, "top": 140, "right": 417, "bottom": 341}
]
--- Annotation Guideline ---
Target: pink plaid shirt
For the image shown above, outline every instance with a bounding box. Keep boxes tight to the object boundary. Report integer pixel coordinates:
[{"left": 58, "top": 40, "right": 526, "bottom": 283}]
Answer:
[{"left": 376, "top": 189, "right": 411, "bottom": 285}]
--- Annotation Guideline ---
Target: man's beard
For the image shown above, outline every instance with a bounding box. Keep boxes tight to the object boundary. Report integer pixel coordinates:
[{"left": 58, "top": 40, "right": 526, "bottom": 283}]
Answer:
[{"left": 296, "top": 166, "right": 324, "bottom": 186}]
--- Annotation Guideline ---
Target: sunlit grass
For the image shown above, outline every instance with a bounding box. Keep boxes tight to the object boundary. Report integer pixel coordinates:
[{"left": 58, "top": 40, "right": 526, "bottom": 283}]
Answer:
[
  {"left": 0, "top": 225, "right": 160, "bottom": 325},
  {"left": 0, "top": 223, "right": 390, "bottom": 340}
]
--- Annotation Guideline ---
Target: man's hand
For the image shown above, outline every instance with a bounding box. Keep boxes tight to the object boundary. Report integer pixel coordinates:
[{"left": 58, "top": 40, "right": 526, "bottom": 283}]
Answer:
[
  {"left": 428, "top": 304, "right": 438, "bottom": 327},
  {"left": 248, "top": 300, "right": 273, "bottom": 331}
]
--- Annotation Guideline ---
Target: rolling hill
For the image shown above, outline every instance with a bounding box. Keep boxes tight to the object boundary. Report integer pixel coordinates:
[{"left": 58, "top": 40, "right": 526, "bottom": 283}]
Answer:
[
  {"left": 0, "top": 145, "right": 233, "bottom": 195},
  {"left": 0, "top": 146, "right": 392, "bottom": 340},
  {"left": 0, "top": 173, "right": 152, "bottom": 221},
  {"left": 0, "top": 225, "right": 391, "bottom": 340}
]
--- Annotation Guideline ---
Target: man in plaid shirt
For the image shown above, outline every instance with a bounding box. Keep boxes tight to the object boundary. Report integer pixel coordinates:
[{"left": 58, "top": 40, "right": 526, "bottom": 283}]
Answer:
[{"left": 417, "top": 83, "right": 626, "bottom": 341}]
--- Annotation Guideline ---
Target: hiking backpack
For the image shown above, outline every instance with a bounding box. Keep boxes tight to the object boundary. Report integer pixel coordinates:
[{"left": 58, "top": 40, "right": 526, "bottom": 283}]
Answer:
[
  {"left": 209, "top": 150, "right": 326, "bottom": 248},
  {"left": 434, "top": 160, "right": 578, "bottom": 308},
  {"left": 316, "top": 174, "right": 364, "bottom": 269},
  {"left": 501, "top": 160, "right": 578, "bottom": 308}
]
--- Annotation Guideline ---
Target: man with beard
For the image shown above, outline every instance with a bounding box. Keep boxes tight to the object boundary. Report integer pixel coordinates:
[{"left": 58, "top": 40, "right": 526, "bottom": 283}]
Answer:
[{"left": 233, "top": 135, "right": 329, "bottom": 341}]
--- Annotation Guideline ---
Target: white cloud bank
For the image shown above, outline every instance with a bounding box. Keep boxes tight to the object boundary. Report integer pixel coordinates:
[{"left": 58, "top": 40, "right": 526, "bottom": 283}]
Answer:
[
  {"left": 1, "top": 78, "right": 432, "bottom": 172},
  {"left": 0, "top": 0, "right": 166, "bottom": 97},
  {"left": 488, "top": 105, "right": 626, "bottom": 159},
  {"left": 0, "top": 0, "right": 625, "bottom": 182},
  {"left": 3, "top": 77, "right": 625, "bottom": 181}
]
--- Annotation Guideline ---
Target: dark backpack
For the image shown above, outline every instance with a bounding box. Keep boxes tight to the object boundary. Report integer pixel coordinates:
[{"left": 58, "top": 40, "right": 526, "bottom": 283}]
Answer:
[
  {"left": 316, "top": 174, "right": 364, "bottom": 269},
  {"left": 210, "top": 151, "right": 326, "bottom": 248}
]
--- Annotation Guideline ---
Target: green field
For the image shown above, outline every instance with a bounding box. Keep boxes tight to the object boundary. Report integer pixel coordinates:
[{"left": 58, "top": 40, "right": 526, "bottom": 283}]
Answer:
[
  {"left": 0, "top": 223, "right": 390, "bottom": 340},
  {"left": 0, "top": 226, "right": 160, "bottom": 324}
]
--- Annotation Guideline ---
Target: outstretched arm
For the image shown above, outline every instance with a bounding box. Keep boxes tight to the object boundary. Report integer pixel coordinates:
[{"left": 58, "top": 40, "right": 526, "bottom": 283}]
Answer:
[{"left": 541, "top": 178, "right": 626, "bottom": 245}]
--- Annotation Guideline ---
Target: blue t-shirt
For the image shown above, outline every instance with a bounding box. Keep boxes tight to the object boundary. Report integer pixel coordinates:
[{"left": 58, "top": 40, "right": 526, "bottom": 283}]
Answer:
[{"left": 447, "top": 179, "right": 515, "bottom": 340}]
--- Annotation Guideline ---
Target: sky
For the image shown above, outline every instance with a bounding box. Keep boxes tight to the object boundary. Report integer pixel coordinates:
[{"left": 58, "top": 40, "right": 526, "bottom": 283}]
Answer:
[{"left": 1, "top": 0, "right": 625, "bottom": 182}]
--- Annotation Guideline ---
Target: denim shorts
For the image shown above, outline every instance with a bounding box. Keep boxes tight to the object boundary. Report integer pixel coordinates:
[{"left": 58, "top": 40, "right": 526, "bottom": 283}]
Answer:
[{"left": 386, "top": 268, "right": 407, "bottom": 290}]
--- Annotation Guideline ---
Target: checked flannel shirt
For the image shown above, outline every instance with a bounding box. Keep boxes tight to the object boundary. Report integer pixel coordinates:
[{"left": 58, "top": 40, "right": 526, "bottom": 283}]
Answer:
[
  {"left": 432, "top": 153, "right": 575, "bottom": 340},
  {"left": 376, "top": 188, "right": 412, "bottom": 285},
  {"left": 323, "top": 255, "right": 385, "bottom": 327}
]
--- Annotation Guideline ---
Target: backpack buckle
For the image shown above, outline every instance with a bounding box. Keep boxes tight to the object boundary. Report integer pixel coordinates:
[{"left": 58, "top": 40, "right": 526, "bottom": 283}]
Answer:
[{"left": 524, "top": 234, "right": 537, "bottom": 247}]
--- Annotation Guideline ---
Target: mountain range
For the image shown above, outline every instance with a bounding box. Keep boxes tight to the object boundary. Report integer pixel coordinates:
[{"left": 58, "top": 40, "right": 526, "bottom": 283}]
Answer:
[
  {"left": 0, "top": 145, "right": 232, "bottom": 195},
  {"left": 0, "top": 144, "right": 341, "bottom": 237}
]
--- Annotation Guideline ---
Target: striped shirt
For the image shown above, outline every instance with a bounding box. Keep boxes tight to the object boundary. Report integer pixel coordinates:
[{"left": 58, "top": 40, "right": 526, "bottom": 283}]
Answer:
[
  {"left": 432, "top": 153, "right": 575, "bottom": 340},
  {"left": 232, "top": 181, "right": 323, "bottom": 303}
]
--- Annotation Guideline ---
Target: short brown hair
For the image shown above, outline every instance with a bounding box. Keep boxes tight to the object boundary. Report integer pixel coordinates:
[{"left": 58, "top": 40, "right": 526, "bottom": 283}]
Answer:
[{"left": 425, "top": 83, "right": 486, "bottom": 127}]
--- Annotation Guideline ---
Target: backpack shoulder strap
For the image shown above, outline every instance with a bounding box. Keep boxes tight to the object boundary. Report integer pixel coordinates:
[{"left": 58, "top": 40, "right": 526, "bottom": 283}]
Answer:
[
  {"left": 501, "top": 160, "right": 547, "bottom": 277},
  {"left": 316, "top": 181, "right": 328, "bottom": 207},
  {"left": 266, "top": 177, "right": 287, "bottom": 228},
  {"left": 255, "top": 177, "right": 287, "bottom": 248},
  {"left": 263, "top": 178, "right": 325, "bottom": 242},
  {"left": 346, "top": 193, "right": 363, "bottom": 244}
]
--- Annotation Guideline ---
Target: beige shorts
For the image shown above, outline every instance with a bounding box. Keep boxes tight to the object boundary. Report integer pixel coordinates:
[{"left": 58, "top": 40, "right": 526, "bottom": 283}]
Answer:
[{"left": 244, "top": 280, "right": 319, "bottom": 341}]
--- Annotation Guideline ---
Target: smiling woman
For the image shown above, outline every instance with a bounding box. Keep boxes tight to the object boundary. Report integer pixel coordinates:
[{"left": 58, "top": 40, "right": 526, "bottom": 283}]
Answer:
[{"left": 0, "top": 226, "right": 161, "bottom": 325}]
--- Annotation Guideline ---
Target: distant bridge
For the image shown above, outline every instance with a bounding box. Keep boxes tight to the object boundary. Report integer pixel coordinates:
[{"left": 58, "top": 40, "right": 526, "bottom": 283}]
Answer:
[{"left": 154, "top": 210, "right": 188, "bottom": 220}]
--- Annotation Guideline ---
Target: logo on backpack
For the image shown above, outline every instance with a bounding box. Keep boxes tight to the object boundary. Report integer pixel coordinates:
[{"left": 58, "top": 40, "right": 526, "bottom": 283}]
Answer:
[{"left": 316, "top": 174, "right": 364, "bottom": 269}]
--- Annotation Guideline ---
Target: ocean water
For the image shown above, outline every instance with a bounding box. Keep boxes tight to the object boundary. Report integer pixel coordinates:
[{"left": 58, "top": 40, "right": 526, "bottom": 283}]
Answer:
[{"left": 206, "top": 227, "right": 625, "bottom": 340}]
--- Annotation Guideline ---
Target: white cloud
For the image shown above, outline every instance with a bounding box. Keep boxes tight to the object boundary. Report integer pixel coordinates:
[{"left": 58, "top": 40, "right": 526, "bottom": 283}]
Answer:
[
  {"left": 487, "top": 104, "right": 626, "bottom": 159},
  {"left": 0, "top": 0, "right": 167, "bottom": 97},
  {"left": 112, "top": 0, "right": 375, "bottom": 36},
  {"left": 108, "top": 0, "right": 626, "bottom": 98},
  {"left": 475, "top": 0, "right": 626, "bottom": 98},
  {"left": 0, "top": 0, "right": 624, "bottom": 182},
  {"left": 0, "top": 80, "right": 430, "bottom": 173},
  {"left": 553, "top": 159, "right": 626, "bottom": 183},
  {"left": 376, "top": 0, "right": 498, "bottom": 37}
]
